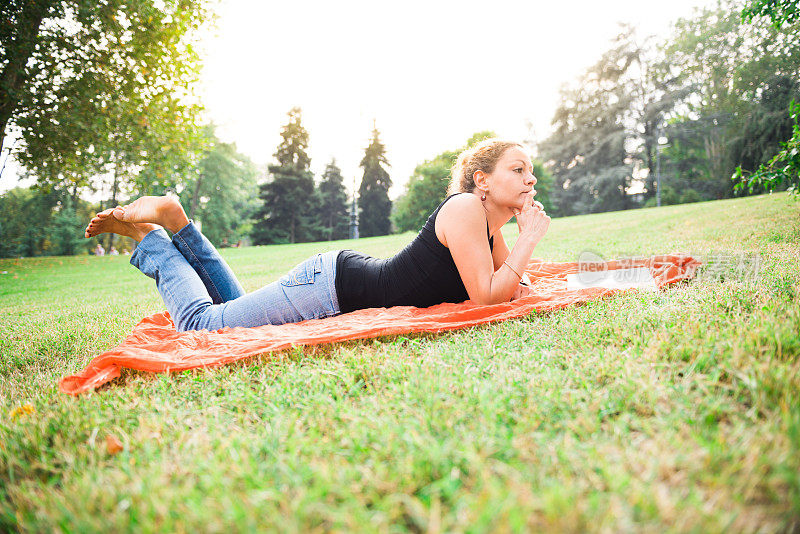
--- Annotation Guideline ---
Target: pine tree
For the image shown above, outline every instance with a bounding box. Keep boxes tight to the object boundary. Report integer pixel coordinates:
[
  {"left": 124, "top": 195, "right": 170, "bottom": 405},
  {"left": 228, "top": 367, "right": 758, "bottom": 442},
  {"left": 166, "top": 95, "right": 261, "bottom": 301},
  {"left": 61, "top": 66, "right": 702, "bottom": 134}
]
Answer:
[
  {"left": 318, "top": 159, "right": 350, "bottom": 241},
  {"left": 251, "top": 108, "right": 317, "bottom": 244},
  {"left": 358, "top": 126, "right": 392, "bottom": 237}
]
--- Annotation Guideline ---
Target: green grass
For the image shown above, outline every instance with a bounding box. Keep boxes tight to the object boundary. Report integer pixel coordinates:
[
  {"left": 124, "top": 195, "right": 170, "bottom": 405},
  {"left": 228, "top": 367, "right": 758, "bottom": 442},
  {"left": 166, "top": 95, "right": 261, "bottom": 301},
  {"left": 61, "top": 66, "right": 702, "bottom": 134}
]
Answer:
[{"left": 1, "top": 193, "right": 799, "bottom": 532}]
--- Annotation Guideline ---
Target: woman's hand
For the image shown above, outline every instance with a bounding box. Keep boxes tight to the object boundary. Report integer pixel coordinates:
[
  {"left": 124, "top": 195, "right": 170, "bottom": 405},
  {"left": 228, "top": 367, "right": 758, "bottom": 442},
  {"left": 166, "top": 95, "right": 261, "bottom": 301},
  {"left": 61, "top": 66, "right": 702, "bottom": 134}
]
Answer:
[{"left": 514, "top": 193, "right": 550, "bottom": 244}]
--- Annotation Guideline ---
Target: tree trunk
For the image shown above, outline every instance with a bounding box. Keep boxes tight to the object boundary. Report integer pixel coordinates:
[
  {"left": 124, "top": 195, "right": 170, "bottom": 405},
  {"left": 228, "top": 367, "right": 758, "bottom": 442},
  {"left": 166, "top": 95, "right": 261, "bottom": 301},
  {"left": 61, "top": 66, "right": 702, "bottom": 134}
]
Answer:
[
  {"left": 621, "top": 176, "right": 630, "bottom": 210},
  {"left": 704, "top": 133, "right": 727, "bottom": 198},
  {"left": 643, "top": 124, "right": 656, "bottom": 198},
  {"left": 106, "top": 159, "right": 119, "bottom": 250},
  {"left": 0, "top": 0, "right": 51, "bottom": 152},
  {"left": 190, "top": 173, "right": 204, "bottom": 219}
]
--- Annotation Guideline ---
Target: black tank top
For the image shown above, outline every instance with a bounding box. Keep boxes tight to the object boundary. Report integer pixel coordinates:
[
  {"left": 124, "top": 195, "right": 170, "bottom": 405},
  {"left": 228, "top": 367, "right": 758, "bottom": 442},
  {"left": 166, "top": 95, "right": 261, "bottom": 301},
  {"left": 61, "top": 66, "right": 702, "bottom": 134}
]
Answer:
[{"left": 335, "top": 194, "right": 494, "bottom": 313}]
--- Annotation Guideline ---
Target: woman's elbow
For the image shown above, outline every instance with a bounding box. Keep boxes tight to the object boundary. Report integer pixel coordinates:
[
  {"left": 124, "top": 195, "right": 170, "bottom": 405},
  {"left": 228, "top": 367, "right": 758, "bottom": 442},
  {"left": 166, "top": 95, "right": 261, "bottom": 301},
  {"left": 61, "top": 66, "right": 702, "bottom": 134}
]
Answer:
[{"left": 470, "top": 292, "right": 507, "bottom": 306}]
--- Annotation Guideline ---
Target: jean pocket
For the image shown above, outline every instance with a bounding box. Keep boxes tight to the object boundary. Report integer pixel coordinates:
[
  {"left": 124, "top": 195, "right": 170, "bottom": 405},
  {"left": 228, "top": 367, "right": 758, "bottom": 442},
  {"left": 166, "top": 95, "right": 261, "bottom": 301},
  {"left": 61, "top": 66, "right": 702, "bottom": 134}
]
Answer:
[{"left": 280, "top": 254, "right": 323, "bottom": 287}]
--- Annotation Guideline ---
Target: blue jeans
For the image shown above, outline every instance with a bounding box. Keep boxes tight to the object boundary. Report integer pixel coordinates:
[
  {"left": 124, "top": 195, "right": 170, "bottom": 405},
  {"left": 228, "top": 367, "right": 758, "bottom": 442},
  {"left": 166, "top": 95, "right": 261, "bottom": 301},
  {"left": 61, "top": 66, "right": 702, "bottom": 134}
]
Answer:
[{"left": 130, "top": 223, "right": 341, "bottom": 332}]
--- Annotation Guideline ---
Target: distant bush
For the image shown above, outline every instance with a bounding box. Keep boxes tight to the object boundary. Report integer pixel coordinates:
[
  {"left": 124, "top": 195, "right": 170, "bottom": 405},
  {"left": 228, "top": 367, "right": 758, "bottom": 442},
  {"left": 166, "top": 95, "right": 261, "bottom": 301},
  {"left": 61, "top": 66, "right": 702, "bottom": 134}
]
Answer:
[
  {"left": 679, "top": 189, "right": 703, "bottom": 204},
  {"left": 0, "top": 187, "right": 94, "bottom": 258},
  {"left": 644, "top": 186, "right": 704, "bottom": 207}
]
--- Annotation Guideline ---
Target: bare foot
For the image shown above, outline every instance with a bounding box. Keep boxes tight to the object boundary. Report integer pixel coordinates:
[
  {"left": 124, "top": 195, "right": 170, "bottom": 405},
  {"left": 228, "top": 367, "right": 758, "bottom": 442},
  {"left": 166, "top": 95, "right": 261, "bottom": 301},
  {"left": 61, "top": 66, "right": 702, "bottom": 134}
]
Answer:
[
  {"left": 112, "top": 196, "right": 189, "bottom": 234},
  {"left": 85, "top": 210, "right": 160, "bottom": 242}
]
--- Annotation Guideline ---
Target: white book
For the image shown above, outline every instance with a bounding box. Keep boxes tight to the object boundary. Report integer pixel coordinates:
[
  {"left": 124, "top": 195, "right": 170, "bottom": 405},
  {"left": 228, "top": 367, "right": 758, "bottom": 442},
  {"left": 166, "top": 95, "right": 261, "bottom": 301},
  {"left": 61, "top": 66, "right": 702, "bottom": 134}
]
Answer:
[{"left": 566, "top": 266, "right": 658, "bottom": 292}]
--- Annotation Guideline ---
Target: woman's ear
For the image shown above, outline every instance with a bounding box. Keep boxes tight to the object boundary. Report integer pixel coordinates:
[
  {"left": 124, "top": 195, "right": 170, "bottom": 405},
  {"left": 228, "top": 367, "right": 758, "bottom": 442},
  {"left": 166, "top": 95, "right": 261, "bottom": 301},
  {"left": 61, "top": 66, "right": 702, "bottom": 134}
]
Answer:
[{"left": 473, "top": 170, "right": 489, "bottom": 192}]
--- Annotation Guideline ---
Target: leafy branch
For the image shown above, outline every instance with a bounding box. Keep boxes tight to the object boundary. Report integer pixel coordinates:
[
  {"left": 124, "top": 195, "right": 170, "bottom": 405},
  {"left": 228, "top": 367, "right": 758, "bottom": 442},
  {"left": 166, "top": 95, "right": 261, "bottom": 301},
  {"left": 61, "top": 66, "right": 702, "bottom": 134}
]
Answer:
[
  {"left": 742, "top": 0, "right": 800, "bottom": 27},
  {"left": 733, "top": 99, "right": 800, "bottom": 195}
]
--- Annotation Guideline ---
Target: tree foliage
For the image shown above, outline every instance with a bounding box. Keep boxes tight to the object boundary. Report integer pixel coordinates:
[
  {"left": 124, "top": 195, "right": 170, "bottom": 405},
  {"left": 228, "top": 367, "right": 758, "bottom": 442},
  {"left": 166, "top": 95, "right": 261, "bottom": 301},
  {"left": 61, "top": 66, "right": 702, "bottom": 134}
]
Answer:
[
  {"left": 733, "top": 0, "right": 800, "bottom": 195},
  {"left": 358, "top": 127, "right": 392, "bottom": 237},
  {"left": 729, "top": 75, "right": 799, "bottom": 174},
  {"left": 393, "top": 132, "right": 478, "bottom": 231},
  {"left": 540, "top": 2, "right": 799, "bottom": 214},
  {"left": 742, "top": 0, "right": 800, "bottom": 26},
  {"left": 1, "top": 0, "right": 208, "bottom": 203},
  {"left": 529, "top": 160, "right": 555, "bottom": 215},
  {"left": 48, "top": 196, "right": 88, "bottom": 256},
  {"left": 0, "top": 187, "right": 55, "bottom": 258},
  {"left": 664, "top": 0, "right": 799, "bottom": 197},
  {"left": 251, "top": 108, "right": 318, "bottom": 245},
  {"left": 179, "top": 128, "right": 259, "bottom": 247},
  {"left": 734, "top": 97, "right": 800, "bottom": 196},
  {"left": 0, "top": 186, "right": 93, "bottom": 258},
  {"left": 541, "top": 27, "right": 644, "bottom": 215},
  {"left": 392, "top": 148, "right": 459, "bottom": 234},
  {"left": 317, "top": 159, "right": 350, "bottom": 241}
]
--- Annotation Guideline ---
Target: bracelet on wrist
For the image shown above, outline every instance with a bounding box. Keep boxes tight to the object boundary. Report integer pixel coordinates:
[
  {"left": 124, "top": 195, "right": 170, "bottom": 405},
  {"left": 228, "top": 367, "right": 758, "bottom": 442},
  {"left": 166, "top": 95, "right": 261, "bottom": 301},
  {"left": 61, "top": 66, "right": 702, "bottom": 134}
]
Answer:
[{"left": 503, "top": 260, "right": 522, "bottom": 279}]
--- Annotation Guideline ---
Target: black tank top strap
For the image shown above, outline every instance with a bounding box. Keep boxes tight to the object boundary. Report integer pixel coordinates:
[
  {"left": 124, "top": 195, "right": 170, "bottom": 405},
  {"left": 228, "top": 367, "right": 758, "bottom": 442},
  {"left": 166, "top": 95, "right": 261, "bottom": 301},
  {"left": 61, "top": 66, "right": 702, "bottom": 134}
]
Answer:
[{"left": 426, "top": 193, "right": 493, "bottom": 254}]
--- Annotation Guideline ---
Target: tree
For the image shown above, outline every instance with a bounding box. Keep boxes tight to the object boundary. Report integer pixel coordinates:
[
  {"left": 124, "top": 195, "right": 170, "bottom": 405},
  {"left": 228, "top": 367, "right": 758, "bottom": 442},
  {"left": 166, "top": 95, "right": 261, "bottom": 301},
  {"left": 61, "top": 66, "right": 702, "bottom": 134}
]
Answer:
[
  {"left": 657, "top": 118, "right": 723, "bottom": 201},
  {"left": 540, "top": 5, "right": 800, "bottom": 212},
  {"left": 392, "top": 132, "right": 488, "bottom": 233},
  {"left": 48, "top": 197, "right": 88, "bottom": 256},
  {"left": 251, "top": 108, "right": 317, "bottom": 245},
  {"left": 392, "top": 148, "right": 459, "bottom": 233},
  {"left": 664, "top": 0, "right": 800, "bottom": 197},
  {"left": 729, "top": 75, "right": 800, "bottom": 175},
  {"left": 1, "top": 0, "right": 208, "bottom": 205},
  {"left": 530, "top": 160, "right": 555, "bottom": 215},
  {"left": 541, "top": 24, "right": 700, "bottom": 215},
  {"left": 358, "top": 126, "right": 392, "bottom": 237},
  {"left": 0, "top": 187, "right": 55, "bottom": 258},
  {"left": 541, "top": 27, "right": 644, "bottom": 216},
  {"left": 734, "top": 99, "right": 800, "bottom": 194},
  {"left": 179, "top": 128, "right": 259, "bottom": 247},
  {"left": 317, "top": 159, "right": 350, "bottom": 241},
  {"left": 0, "top": 186, "right": 95, "bottom": 257},
  {"left": 734, "top": 0, "right": 800, "bottom": 194}
]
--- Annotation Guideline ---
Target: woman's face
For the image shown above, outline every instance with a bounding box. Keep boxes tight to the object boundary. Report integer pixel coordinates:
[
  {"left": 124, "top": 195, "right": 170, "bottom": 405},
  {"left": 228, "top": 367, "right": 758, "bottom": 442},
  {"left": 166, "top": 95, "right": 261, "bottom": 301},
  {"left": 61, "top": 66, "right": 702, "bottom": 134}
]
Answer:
[{"left": 485, "top": 147, "right": 537, "bottom": 209}]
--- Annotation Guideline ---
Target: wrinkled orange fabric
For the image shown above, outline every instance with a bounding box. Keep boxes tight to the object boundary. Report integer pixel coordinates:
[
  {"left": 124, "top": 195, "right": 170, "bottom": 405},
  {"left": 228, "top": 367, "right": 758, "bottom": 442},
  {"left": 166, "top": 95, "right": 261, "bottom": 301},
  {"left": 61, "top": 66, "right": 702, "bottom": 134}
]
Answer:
[{"left": 59, "top": 254, "right": 700, "bottom": 395}]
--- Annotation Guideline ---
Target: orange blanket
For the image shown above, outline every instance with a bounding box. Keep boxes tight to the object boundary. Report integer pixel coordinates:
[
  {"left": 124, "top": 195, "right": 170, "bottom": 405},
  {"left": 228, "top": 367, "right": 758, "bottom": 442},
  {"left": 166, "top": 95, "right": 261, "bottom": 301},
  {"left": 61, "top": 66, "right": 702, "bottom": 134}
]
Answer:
[{"left": 59, "top": 254, "right": 700, "bottom": 395}]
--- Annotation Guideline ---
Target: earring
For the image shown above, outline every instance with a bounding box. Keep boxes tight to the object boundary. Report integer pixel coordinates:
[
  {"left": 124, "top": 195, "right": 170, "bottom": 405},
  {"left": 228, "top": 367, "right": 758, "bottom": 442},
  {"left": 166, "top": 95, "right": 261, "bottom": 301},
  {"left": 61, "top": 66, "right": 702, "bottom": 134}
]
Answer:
[{"left": 481, "top": 190, "right": 487, "bottom": 201}]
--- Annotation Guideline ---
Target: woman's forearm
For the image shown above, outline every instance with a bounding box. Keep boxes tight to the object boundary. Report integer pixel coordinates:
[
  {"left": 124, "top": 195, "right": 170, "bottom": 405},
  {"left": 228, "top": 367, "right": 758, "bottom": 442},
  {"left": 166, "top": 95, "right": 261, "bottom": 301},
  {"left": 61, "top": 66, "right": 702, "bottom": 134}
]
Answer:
[{"left": 486, "top": 232, "right": 539, "bottom": 304}]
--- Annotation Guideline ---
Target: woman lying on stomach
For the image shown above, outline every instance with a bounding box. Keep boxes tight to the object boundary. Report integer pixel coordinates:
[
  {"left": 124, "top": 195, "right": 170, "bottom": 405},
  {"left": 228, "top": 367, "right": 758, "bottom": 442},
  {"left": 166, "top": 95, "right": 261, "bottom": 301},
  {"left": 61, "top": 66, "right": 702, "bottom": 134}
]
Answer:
[{"left": 84, "top": 138, "right": 551, "bottom": 332}]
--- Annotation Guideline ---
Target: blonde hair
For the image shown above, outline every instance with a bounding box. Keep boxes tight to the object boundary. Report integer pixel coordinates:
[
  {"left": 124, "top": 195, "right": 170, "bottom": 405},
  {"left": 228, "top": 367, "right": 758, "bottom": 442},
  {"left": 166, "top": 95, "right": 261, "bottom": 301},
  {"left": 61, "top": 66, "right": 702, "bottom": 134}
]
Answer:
[{"left": 447, "top": 139, "right": 525, "bottom": 196}]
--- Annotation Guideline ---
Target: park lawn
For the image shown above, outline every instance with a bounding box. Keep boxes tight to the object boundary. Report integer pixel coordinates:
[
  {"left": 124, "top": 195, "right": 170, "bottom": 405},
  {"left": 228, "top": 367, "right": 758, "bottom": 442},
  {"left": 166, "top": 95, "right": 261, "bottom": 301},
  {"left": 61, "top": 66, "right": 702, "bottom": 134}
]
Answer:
[{"left": 1, "top": 193, "right": 798, "bottom": 532}]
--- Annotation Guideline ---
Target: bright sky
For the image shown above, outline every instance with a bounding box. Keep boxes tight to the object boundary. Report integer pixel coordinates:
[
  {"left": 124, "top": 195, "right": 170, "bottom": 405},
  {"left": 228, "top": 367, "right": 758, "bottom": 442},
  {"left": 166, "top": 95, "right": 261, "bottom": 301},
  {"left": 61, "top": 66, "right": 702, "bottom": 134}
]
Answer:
[{"left": 2, "top": 0, "right": 718, "bottom": 198}]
